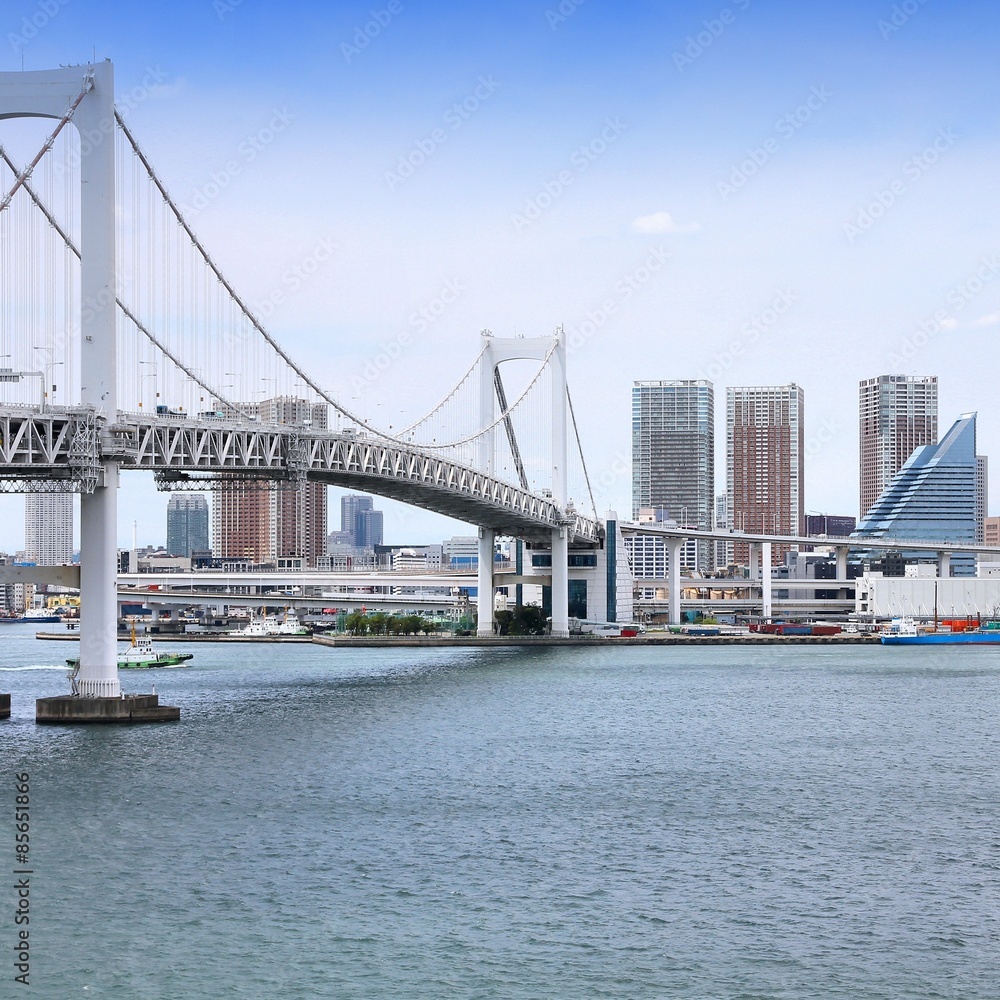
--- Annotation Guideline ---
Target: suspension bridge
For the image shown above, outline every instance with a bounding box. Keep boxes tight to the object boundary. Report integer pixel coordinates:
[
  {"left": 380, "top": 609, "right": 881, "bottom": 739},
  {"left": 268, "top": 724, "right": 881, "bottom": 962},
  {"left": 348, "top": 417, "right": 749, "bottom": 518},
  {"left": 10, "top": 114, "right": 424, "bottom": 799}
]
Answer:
[{"left": 0, "top": 61, "right": 621, "bottom": 718}]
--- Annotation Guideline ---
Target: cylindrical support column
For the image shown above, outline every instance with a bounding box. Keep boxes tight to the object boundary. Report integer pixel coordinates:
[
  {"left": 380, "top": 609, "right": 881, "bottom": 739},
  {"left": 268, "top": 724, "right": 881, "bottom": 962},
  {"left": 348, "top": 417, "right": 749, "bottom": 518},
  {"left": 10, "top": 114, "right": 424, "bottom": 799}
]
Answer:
[
  {"left": 78, "top": 466, "right": 120, "bottom": 696},
  {"left": 75, "top": 61, "right": 120, "bottom": 699},
  {"left": 477, "top": 527, "right": 495, "bottom": 636},
  {"left": 938, "top": 551, "right": 951, "bottom": 577},
  {"left": 761, "top": 541, "right": 772, "bottom": 621},
  {"left": 836, "top": 545, "right": 849, "bottom": 599},
  {"left": 551, "top": 526, "right": 569, "bottom": 637},
  {"left": 515, "top": 538, "right": 523, "bottom": 609},
  {"left": 667, "top": 537, "right": 683, "bottom": 626}
]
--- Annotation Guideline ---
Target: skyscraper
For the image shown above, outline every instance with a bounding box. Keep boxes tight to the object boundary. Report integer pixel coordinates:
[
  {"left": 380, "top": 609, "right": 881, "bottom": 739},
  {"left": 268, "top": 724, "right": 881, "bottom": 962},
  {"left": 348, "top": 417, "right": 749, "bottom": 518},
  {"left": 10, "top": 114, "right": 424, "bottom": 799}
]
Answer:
[
  {"left": 356, "top": 507, "right": 384, "bottom": 549},
  {"left": 726, "top": 384, "right": 805, "bottom": 564},
  {"left": 859, "top": 374, "right": 938, "bottom": 519},
  {"left": 340, "top": 494, "right": 384, "bottom": 550},
  {"left": 212, "top": 397, "right": 329, "bottom": 567},
  {"left": 341, "top": 494, "right": 372, "bottom": 544},
  {"left": 631, "top": 380, "right": 714, "bottom": 567},
  {"left": 24, "top": 493, "right": 73, "bottom": 564},
  {"left": 852, "top": 412, "right": 978, "bottom": 576},
  {"left": 166, "top": 494, "right": 210, "bottom": 557}
]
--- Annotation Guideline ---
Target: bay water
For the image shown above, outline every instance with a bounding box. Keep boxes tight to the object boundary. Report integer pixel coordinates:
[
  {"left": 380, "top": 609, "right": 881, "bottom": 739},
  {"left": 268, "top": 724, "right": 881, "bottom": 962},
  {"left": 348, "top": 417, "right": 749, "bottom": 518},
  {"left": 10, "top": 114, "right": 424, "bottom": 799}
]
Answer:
[{"left": 2, "top": 626, "right": 999, "bottom": 998}]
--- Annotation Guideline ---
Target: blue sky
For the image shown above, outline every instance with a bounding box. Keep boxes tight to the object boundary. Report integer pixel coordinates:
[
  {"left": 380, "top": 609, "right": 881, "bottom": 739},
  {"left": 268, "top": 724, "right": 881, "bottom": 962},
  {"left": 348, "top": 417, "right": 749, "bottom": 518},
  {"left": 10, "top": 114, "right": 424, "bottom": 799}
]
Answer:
[{"left": 2, "top": 0, "right": 999, "bottom": 549}]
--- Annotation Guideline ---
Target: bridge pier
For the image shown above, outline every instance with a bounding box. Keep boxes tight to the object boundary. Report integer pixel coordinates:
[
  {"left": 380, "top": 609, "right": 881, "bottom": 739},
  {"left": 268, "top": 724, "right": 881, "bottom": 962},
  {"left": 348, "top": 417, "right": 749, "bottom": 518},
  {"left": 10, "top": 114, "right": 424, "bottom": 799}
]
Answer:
[
  {"left": 667, "top": 537, "right": 683, "bottom": 626},
  {"left": 836, "top": 545, "right": 849, "bottom": 599},
  {"left": 761, "top": 541, "right": 772, "bottom": 621},
  {"left": 551, "top": 527, "right": 569, "bottom": 637},
  {"left": 77, "top": 467, "right": 121, "bottom": 697},
  {"left": 477, "top": 527, "right": 495, "bottom": 636}
]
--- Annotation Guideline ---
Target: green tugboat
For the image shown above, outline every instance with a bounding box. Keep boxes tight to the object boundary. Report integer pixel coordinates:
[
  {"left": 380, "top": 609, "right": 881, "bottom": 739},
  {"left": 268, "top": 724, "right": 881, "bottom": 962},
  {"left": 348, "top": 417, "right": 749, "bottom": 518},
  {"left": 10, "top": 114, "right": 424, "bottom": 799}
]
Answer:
[{"left": 66, "top": 631, "right": 193, "bottom": 670}]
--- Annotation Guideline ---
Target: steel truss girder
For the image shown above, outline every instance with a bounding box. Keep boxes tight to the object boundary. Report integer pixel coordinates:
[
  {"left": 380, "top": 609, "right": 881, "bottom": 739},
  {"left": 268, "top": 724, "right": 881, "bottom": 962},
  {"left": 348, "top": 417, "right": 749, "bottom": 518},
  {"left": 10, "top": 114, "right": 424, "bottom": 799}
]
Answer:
[{"left": 0, "top": 407, "right": 603, "bottom": 543}]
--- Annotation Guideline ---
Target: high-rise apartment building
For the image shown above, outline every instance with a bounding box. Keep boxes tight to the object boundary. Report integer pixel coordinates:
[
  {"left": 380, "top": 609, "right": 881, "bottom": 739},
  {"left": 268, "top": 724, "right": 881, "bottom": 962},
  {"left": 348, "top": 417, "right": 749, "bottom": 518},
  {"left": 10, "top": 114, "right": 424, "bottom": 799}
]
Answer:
[
  {"left": 24, "top": 494, "right": 73, "bottom": 564},
  {"left": 715, "top": 492, "right": 730, "bottom": 569},
  {"left": 631, "top": 380, "right": 714, "bottom": 568},
  {"left": 726, "top": 384, "right": 805, "bottom": 565},
  {"left": 859, "top": 374, "right": 938, "bottom": 519},
  {"left": 212, "top": 398, "right": 328, "bottom": 567},
  {"left": 166, "top": 494, "right": 210, "bottom": 557}
]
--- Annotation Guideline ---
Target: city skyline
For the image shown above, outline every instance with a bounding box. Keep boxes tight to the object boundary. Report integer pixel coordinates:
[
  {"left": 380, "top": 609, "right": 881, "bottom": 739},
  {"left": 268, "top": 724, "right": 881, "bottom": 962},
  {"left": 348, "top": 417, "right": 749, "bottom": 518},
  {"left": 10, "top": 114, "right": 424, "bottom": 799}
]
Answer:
[
  {"left": 12, "top": 368, "right": 990, "bottom": 557},
  {"left": 0, "top": 1, "right": 997, "bottom": 550}
]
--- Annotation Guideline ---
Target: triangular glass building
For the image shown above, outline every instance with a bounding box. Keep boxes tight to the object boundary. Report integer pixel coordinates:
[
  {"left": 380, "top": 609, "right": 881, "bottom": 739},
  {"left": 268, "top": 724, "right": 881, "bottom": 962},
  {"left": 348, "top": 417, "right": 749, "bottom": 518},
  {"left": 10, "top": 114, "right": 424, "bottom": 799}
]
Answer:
[{"left": 851, "top": 413, "right": 977, "bottom": 576}]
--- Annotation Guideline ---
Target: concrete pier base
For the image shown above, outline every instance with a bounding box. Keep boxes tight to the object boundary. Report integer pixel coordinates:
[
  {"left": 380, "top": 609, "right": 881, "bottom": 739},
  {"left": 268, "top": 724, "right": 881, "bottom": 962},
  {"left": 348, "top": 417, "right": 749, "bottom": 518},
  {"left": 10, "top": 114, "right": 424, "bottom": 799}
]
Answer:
[
  {"left": 0, "top": 693, "right": 10, "bottom": 719},
  {"left": 36, "top": 694, "right": 180, "bottom": 724}
]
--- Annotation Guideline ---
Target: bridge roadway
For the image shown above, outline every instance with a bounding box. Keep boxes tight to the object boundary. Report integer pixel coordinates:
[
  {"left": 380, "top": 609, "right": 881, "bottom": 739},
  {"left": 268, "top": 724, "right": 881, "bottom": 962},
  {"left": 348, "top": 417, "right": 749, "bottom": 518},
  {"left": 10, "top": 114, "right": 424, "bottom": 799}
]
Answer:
[
  {"left": 626, "top": 523, "right": 1000, "bottom": 557},
  {"left": 117, "top": 569, "right": 482, "bottom": 594},
  {"left": 0, "top": 405, "right": 601, "bottom": 544},
  {"left": 120, "top": 588, "right": 465, "bottom": 614}
]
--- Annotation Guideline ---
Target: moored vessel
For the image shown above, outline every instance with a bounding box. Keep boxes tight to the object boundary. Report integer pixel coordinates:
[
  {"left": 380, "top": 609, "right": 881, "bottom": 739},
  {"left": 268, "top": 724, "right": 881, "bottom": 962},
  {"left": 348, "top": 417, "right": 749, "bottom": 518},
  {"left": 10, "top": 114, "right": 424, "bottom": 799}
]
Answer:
[
  {"left": 231, "top": 609, "right": 309, "bottom": 637},
  {"left": 880, "top": 617, "right": 1000, "bottom": 645}
]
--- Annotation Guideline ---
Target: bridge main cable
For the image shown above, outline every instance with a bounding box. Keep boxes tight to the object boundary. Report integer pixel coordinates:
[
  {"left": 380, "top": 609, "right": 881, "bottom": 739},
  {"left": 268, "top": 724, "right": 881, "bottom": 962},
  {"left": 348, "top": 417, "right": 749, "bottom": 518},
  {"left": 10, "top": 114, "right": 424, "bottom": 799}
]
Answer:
[
  {"left": 113, "top": 110, "right": 382, "bottom": 434},
  {"left": 0, "top": 144, "right": 237, "bottom": 414},
  {"left": 0, "top": 69, "right": 92, "bottom": 214},
  {"left": 116, "top": 111, "right": 558, "bottom": 457}
]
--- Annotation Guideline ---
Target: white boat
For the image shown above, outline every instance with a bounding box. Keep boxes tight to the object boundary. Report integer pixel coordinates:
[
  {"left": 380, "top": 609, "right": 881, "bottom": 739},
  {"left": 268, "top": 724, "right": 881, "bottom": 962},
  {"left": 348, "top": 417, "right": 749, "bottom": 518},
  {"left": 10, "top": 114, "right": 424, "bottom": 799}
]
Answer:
[
  {"left": 231, "top": 609, "right": 309, "bottom": 637},
  {"left": 21, "top": 607, "right": 62, "bottom": 623}
]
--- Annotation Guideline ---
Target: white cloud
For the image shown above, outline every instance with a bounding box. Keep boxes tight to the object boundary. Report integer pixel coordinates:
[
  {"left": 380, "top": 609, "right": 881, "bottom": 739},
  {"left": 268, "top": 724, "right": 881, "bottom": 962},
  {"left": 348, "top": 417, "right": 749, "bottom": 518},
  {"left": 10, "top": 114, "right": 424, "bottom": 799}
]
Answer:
[
  {"left": 629, "top": 211, "right": 700, "bottom": 235},
  {"left": 972, "top": 313, "right": 1000, "bottom": 328}
]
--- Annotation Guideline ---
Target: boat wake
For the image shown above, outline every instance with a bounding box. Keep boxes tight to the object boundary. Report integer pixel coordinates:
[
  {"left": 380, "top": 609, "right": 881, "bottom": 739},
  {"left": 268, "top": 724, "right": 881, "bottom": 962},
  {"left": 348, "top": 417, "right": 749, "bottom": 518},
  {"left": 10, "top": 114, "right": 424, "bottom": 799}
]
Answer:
[{"left": 0, "top": 665, "right": 67, "bottom": 671}]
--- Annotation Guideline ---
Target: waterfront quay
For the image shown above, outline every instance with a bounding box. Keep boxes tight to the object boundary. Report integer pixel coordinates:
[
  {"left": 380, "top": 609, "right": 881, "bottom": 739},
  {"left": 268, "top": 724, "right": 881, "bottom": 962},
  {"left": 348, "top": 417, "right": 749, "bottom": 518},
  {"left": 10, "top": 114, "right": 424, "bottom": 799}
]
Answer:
[
  {"left": 31, "top": 630, "right": 880, "bottom": 647},
  {"left": 314, "top": 633, "right": 880, "bottom": 647}
]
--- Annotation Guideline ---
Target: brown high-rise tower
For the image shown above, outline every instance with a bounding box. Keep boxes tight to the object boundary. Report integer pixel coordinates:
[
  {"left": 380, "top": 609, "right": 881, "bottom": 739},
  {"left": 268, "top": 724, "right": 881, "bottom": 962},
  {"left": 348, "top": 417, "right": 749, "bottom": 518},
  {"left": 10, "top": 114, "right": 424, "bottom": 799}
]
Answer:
[
  {"left": 211, "top": 397, "right": 328, "bottom": 567},
  {"left": 726, "top": 384, "right": 805, "bottom": 566},
  {"left": 858, "top": 375, "right": 937, "bottom": 519}
]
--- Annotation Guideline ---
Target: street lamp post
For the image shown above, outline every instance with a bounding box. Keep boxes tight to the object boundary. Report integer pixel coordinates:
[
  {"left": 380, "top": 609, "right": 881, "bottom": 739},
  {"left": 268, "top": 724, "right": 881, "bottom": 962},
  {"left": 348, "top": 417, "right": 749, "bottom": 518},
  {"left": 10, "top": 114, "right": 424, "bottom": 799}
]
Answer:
[{"left": 138, "top": 361, "right": 157, "bottom": 411}]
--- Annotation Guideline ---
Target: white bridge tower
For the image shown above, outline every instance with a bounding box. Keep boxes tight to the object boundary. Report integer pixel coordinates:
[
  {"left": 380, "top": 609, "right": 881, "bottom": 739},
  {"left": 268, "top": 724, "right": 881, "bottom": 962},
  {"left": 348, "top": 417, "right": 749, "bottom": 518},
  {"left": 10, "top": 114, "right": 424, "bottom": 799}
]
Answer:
[
  {"left": 476, "top": 331, "right": 571, "bottom": 638},
  {"left": 0, "top": 63, "right": 120, "bottom": 697}
]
